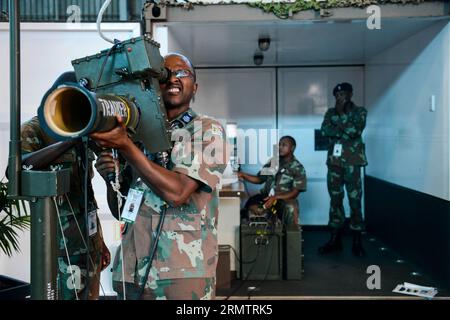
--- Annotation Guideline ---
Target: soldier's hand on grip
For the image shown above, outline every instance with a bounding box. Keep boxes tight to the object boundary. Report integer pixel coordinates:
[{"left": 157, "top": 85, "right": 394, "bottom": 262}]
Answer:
[
  {"left": 90, "top": 116, "right": 130, "bottom": 150},
  {"left": 95, "top": 151, "right": 117, "bottom": 183}
]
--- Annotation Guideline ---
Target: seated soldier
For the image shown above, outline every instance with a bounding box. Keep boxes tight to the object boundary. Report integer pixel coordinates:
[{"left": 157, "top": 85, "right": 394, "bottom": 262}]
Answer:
[{"left": 238, "top": 136, "right": 307, "bottom": 226}]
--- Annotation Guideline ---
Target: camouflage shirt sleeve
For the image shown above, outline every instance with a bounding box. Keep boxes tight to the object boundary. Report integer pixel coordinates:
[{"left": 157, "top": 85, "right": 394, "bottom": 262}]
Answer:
[
  {"left": 21, "top": 116, "right": 45, "bottom": 154},
  {"left": 292, "top": 164, "right": 307, "bottom": 192},
  {"left": 256, "top": 159, "right": 273, "bottom": 183},
  {"left": 321, "top": 107, "right": 367, "bottom": 140},
  {"left": 338, "top": 107, "right": 367, "bottom": 139},
  {"left": 172, "top": 117, "right": 228, "bottom": 193},
  {"left": 321, "top": 109, "right": 343, "bottom": 138}
]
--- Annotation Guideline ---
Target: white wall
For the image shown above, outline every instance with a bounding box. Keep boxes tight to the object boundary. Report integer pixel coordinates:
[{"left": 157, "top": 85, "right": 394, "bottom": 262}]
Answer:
[
  {"left": 192, "top": 68, "right": 277, "bottom": 194},
  {"left": 277, "top": 67, "right": 364, "bottom": 225},
  {"left": 0, "top": 23, "right": 140, "bottom": 294},
  {"left": 365, "top": 20, "right": 450, "bottom": 200}
]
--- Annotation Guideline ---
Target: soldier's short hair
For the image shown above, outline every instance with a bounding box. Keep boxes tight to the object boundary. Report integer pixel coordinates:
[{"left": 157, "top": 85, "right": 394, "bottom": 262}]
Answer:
[
  {"left": 164, "top": 52, "right": 197, "bottom": 82},
  {"left": 280, "top": 135, "right": 296, "bottom": 148}
]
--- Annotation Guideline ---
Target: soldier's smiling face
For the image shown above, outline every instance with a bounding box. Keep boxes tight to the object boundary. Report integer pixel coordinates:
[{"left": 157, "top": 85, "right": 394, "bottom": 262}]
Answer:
[{"left": 160, "top": 54, "right": 198, "bottom": 110}]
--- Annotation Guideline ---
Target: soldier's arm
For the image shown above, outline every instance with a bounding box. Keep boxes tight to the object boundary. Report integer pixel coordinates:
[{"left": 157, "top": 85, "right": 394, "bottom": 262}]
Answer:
[
  {"left": 273, "top": 189, "right": 300, "bottom": 201},
  {"left": 91, "top": 121, "right": 201, "bottom": 208},
  {"left": 238, "top": 172, "right": 264, "bottom": 184},
  {"left": 122, "top": 145, "right": 200, "bottom": 207},
  {"left": 321, "top": 109, "right": 343, "bottom": 138},
  {"left": 334, "top": 107, "right": 367, "bottom": 139}
]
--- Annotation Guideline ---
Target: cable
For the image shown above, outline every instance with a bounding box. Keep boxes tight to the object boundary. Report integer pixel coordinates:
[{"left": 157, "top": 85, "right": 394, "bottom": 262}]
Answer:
[
  {"left": 138, "top": 205, "right": 167, "bottom": 299},
  {"left": 93, "top": 41, "right": 120, "bottom": 93},
  {"left": 220, "top": 244, "right": 258, "bottom": 265},
  {"left": 224, "top": 243, "right": 262, "bottom": 300},
  {"left": 249, "top": 222, "right": 280, "bottom": 299},
  {"left": 93, "top": 3, "right": 123, "bottom": 93},
  {"left": 224, "top": 224, "right": 267, "bottom": 300},
  {"left": 82, "top": 137, "right": 91, "bottom": 300},
  {"left": 117, "top": 206, "right": 127, "bottom": 300},
  {"left": 97, "top": 0, "right": 114, "bottom": 44},
  {"left": 135, "top": 151, "right": 170, "bottom": 299},
  {"left": 225, "top": 221, "right": 278, "bottom": 300},
  {"left": 65, "top": 194, "right": 106, "bottom": 298},
  {"left": 248, "top": 231, "right": 276, "bottom": 300},
  {"left": 109, "top": 149, "right": 127, "bottom": 208},
  {"left": 112, "top": 155, "right": 127, "bottom": 300},
  {"left": 53, "top": 197, "right": 79, "bottom": 300}
]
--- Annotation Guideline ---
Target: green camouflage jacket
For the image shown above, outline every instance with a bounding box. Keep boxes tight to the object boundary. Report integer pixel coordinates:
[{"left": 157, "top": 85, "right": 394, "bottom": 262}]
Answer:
[
  {"left": 256, "top": 156, "right": 307, "bottom": 225},
  {"left": 113, "top": 109, "right": 228, "bottom": 289},
  {"left": 258, "top": 156, "right": 307, "bottom": 196},
  {"left": 320, "top": 102, "right": 368, "bottom": 167}
]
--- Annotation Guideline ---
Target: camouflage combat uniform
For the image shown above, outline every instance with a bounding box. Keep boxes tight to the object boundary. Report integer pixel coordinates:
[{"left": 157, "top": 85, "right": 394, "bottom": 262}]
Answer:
[
  {"left": 21, "top": 116, "right": 104, "bottom": 300},
  {"left": 320, "top": 102, "right": 368, "bottom": 231},
  {"left": 258, "top": 157, "right": 307, "bottom": 226},
  {"left": 111, "top": 109, "right": 227, "bottom": 300}
]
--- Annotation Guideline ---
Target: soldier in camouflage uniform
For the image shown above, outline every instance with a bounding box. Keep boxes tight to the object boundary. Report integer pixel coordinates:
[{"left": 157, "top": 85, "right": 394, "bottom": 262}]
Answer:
[
  {"left": 92, "top": 53, "right": 228, "bottom": 300},
  {"left": 239, "top": 136, "right": 307, "bottom": 226},
  {"left": 318, "top": 82, "right": 368, "bottom": 257},
  {"left": 20, "top": 72, "right": 110, "bottom": 299}
]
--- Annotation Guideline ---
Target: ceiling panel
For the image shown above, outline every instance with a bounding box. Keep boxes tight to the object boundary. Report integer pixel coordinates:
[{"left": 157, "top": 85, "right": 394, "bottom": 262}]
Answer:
[{"left": 165, "top": 18, "right": 448, "bottom": 67}]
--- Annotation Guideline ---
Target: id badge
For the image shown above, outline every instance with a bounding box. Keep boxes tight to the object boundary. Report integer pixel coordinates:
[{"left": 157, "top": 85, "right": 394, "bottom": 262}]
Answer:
[
  {"left": 88, "top": 210, "right": 98, "bottom": 237},
  {"left": 333, "top": 143, "right": 342, "bottom": 157},
  {"left": 121, "top": 188, "right": 144, "bottom": 223}
]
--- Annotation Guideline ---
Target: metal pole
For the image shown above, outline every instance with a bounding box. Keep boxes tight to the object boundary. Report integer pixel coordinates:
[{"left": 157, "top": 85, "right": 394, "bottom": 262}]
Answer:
[
  {"left": 30, "top": 197, "right": 57, "bottom": 300},
  {"left": 7, "top": 0, "right": 60, "bottom": 299},
  {"left": 7, "top": 0, "right": 21, "bottom": 197}
]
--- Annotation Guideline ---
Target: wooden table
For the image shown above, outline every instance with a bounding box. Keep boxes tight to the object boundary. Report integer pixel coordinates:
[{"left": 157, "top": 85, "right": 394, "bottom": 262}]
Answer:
[{"left": 219, "top": 181, "right": 246, "bottom": 198}]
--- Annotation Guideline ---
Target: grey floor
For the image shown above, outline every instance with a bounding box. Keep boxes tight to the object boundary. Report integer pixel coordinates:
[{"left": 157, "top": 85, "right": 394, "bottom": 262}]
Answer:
[{"left": 217, "top": 230, "right": 450, "bottom": 299}]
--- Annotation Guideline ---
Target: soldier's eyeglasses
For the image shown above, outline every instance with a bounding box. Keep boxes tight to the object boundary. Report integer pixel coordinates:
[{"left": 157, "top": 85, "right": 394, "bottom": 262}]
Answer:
[{"left": 170, "top": 69, "right": 194, "bottom": 79}]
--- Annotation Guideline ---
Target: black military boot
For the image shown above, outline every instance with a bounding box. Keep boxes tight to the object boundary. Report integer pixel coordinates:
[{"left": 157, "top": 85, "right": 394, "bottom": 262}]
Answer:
[
  {"left": 351, "top": 230, "right": 366, "bottom": 257},
  {"left": 318, "top": 229, "right": 343, "bottom": 254}
]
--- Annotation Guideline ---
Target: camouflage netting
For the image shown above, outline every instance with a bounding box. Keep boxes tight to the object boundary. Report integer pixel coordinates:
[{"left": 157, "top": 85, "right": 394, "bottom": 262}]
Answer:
[
  {"left": 163, "top": 0, "right": 444, "bottom": 19},
  {"left": 248, "top": 0, "right": 442, "bottom": 19}
]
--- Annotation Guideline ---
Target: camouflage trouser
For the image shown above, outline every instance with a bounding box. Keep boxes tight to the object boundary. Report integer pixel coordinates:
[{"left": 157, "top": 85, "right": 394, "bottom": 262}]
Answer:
[
  {"left": 327, "top": 165, "right": 364, "bottom": 231},
  {"left": 113, "top": 277, "right": 216, "bottom": 300},
  {"left": 57, "top": 250, "right": 102, "bottom": 300},
  {"left": 283, "top": 201, "right": 299, "bottom": 226}
]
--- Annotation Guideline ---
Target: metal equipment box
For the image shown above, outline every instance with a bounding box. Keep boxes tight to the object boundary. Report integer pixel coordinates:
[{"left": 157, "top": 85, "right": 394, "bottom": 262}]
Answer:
[
  {"left": 240, "top": 224, "right": 283, "bottom": 280},
  {"left": 284, "top": 225, "right": 304, "bottom": 280}
]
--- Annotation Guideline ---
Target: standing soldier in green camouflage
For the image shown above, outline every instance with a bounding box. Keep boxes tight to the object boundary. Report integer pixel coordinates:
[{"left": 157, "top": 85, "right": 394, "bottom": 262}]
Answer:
[
  {"left": 20, "top": 72, "right": 111, "bottom": 299},
  {"left": 318, "top": 82, "right": 368, "bottom": 257},
  {"left": 92, "top": 53, "right": 228, "bottom": 300},
  {"left": 239, "top": 136, "right": 307, "bottom": 226}
]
